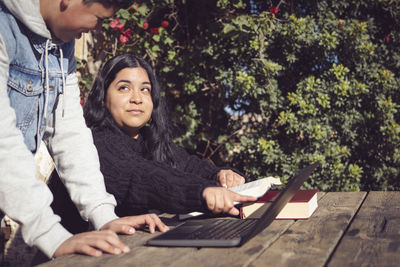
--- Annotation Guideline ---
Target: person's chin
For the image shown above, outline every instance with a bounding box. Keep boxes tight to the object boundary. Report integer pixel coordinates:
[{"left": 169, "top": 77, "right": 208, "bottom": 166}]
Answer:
[
  {"left": 61, "top": 32, "right": 82, "bottom": 42},
  {"left": 74, "top": 32, "right": 83, "bottom": 39}
]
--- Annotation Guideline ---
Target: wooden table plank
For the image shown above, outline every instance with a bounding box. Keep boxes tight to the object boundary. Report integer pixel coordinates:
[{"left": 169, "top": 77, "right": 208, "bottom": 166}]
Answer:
[
  {"left": 40, "top": 192, "right": 383, "bottom": 267},
  {"left": 39, "top": 195, "right": 321, "bottom": 267},
  {"left": 249, "top": 192, "right": 367, "bottom": 267},
  {"left": 42, "top": 216, "right": 296, "bottom": 267},
  {"left": 42, "top": 195, "right": 327, "bottom": 267},
  {"left": 327, "top": 191, "right": 400, "bottom": 267}
]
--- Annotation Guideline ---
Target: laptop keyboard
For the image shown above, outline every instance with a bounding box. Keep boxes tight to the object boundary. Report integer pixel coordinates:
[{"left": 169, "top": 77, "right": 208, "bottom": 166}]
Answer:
[{"left": 189, "top": 219, "right": 258, "bottom": 240}]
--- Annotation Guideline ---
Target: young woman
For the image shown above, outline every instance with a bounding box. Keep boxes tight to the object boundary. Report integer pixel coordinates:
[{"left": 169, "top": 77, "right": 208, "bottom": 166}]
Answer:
[{"left": 84, "top": 54, "right": 256, "bottom": 217}]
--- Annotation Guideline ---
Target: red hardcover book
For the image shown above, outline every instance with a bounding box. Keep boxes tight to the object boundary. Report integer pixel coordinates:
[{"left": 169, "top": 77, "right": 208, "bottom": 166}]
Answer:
[{"left": 240, "top": 189, "right": 318, "bottom": 219}]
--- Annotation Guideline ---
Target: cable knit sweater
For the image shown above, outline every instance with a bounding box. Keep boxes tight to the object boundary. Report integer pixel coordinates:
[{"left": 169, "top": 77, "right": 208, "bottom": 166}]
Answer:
[{"left": 92, "top": 127, "right": 220, "bottom": 216}]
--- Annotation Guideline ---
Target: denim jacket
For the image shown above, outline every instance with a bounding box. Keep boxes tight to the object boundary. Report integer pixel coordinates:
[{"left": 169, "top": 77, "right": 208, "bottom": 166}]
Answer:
[
  {"left": 0, "top": 0, "right": 117, "bottom": 259},
  {"left": 2, "top": 10, "right": 73, "bottom": 153}
]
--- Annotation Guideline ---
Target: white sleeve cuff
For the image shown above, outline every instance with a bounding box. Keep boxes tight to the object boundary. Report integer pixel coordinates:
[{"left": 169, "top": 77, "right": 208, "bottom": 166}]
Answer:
[
  {"left": 89, "top": 204, "right": 119, "bottom": 230},
  {"left": 33, "top": 222, "right": 72, "bottom": 259}
]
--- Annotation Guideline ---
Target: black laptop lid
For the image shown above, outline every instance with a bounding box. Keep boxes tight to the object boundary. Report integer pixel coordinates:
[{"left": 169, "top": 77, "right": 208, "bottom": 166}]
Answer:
[{"left": 242, "top": 162, "right": 319, "bottom": 243}]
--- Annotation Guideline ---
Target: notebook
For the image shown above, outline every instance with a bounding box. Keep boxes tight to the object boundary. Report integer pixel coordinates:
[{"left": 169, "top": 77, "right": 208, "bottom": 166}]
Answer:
[{"left": 146, "top": 162, "right": 319, "bottom": 247}]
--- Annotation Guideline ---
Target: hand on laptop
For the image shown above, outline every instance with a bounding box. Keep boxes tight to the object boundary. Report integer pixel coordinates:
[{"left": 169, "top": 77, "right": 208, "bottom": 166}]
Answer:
[
  {"left": 217, "top": 169, "right": 245, "bottom": 188},
  {"left": 202, "top": 187, "right": 257, "bottom": 216}
]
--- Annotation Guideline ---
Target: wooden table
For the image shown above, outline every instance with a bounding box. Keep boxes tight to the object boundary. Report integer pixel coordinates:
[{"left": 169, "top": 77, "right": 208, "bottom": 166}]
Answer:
[{"left": 39, "top": 192, "right": 400, "bottom": 267}]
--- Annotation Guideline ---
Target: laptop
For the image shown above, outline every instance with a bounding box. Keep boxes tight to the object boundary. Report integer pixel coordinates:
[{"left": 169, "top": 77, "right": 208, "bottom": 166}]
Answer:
[{"left": 146, "top": 162, "right": 319, "bottom": 247}]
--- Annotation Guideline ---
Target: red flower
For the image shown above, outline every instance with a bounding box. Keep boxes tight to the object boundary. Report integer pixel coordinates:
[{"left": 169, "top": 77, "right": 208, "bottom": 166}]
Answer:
[
  {"left": 123, "top": 28, "right": 132, "bottom": 38},
  {"left": 142, "top": 22, "right": 149, "bottom": 30},
  {"left": 110, "top": 18, "right": 125, "bottom": 31},
  {"left": 135, "top": 3, "right": 140, "bottom": 8},
  {"left": 109, "top": 18, "right": 120, "bottom": 29},
  {"left": 80, "top": 98, "right": 85, "bottom": 107},
  {"left": 150, "top": 27, "right": 159, "bottom": 34},
  {"left": 270, "top": 6, "right": 279, "bottom": 14},
  {"left": 116, "top": 21, "right": 125, "bottom": 31},
  {"left": 385, "top": 34, "right": 391, "bottom": 44},
  {"left": 119, "top": 34, "right": 129, "bottom": 44},
  {"left": 161, "top": 20, "right": 169, "bottom": 28}
]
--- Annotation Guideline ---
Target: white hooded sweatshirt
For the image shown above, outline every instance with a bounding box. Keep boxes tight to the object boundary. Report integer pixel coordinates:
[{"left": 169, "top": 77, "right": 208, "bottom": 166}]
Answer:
[{"left": 0, "top": 0, "right": 118, "bottom": 258}]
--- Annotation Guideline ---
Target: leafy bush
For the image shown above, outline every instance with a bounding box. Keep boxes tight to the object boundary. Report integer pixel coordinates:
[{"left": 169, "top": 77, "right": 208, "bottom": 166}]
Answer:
[{"left": 78, "top": 0, "right": 400, "bottom": 191}]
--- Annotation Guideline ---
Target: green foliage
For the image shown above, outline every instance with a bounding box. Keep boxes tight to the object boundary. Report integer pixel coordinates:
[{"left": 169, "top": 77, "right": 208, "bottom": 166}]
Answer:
[{"left": 78, "top": 0, "right": 400, "bottom": 191}]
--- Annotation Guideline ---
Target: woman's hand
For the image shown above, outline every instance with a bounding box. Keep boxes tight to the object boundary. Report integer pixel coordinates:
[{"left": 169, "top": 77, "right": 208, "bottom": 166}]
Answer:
[
  {"left": 217, "top": 169, "right": 245, "bottom": 188},
  {"left": 202, "top": 187, "right": 257, "bottom": 216}
]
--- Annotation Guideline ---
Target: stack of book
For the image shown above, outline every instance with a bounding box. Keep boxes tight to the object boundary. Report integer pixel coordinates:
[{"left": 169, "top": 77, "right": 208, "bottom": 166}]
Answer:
[
  {"left": 240, "top": 189, "right": 318, "bottom": 219},
  {"left": 178, "top": 177, "right": 318, "bottom": 220}
]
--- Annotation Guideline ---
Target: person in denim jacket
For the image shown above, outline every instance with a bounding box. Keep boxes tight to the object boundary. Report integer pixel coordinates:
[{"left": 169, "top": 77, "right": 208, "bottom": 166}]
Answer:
[{"left": 0, "top": 0, "right": 168, "bottom": 260}]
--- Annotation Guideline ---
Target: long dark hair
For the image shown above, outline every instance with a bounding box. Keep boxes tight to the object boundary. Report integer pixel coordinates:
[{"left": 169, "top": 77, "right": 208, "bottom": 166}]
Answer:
[{"left": 84, "top": 54, "right": 176, "bottom": 166}]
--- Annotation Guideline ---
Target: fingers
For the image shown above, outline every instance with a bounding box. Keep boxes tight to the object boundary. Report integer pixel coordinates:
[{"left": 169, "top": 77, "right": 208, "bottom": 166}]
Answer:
[
  {"left": 230, "top": 191, "right": 258, "bottom": 203},
  {"left": 218, "top": 170, "right": 245, "bottom": 188},
  {"left": 204, "top": 187, "right": 229, "bottom": 213},
  {"left": 236, "top": 176, "right": 245, "bottom": 186},
  {"left": 104, "top": 214, "right": 169, "bottom": 234},
  {"left": 213, "top": 189, "right": 228, "bottom": 213},
  {"left": 203, "top": 187, "right": 236, "bottom": 214},
  {"left": 97, "top": 230, "right": 130, "bottom": 254},
  {"left": 205, "top": 188, "right": 216, "bottom": 212},
  {"left": 89, "top": 230, "right": 129, "bottom": 255},
  {"left": 102, "top": 220, "right": 136, "bottom": 235},
  {"left": 225, "top": 191, "right": 256, "bottom": 216},
  {"left": 228, "top": 206, "right": 240, "bottom": 216},
  {"left": 141, "top": 213, "right": 169, "bottom": 233},
  {"left": 219, "top": 172, "right": 227, "bottom": 188},
  {"left": 155, "top": 215, "right": 170, "bottom": 232},
  {"left": 78, "top": 245, "right": 102, "bottom": 257},
  {"left": 229, "top": 172, "right": 245, "bottom": 187},
  {"left": 225, "top": 171, "right": 234, "bottom": 188},
  {"left": 53, "top": 230, "right": 129, "bottom": 258},
  {"left": 146, "top": 215, "right": 156, "bottom": 233},
  {"left": 141, "top": 213, "right": 170, "bottom": 232},
  {"left": 203, "top": 186, "right": 259, "bottom": 215}
]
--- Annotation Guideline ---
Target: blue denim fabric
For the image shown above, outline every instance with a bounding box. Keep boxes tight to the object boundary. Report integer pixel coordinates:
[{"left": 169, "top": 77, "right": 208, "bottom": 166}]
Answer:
[{"left": 0, "top": 3, "right": 73, "bottom": 153}]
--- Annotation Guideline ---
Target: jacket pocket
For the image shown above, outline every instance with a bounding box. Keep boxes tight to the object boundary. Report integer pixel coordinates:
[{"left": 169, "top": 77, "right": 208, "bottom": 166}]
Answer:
[{"left": 7, "top": 66, "right": 43, "bottom": 133}]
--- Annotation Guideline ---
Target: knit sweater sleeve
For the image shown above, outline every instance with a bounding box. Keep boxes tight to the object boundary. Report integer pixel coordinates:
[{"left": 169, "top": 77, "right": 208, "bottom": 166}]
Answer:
[
  {"left": 93, "top": 130, "right": 217, "bottom": 216},
  {"left": 171, "top": 143, "right": 222, "bottom": 182}
]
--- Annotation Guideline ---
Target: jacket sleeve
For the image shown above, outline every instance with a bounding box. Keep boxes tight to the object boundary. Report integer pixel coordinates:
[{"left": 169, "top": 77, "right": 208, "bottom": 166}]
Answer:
[
  {"left": 44, "top": 49, "right": 118, "bottom": 231},
  {"left": 94, "top": 134, "right": 216, "bottom": 215},
  {"left": 0, "top": 35, "right": 72, "bottom": 258}
]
